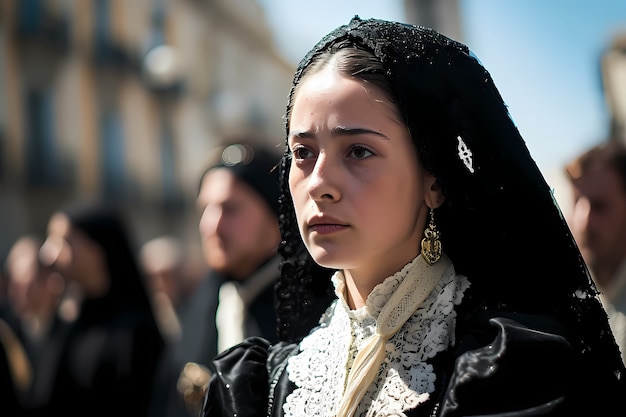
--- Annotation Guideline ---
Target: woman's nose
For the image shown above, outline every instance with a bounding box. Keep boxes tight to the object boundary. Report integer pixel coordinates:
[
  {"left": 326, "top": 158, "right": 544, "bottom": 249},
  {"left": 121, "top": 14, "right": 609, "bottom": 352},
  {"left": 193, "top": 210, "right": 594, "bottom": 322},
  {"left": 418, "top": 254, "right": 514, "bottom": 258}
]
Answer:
[{"left": 307, "top": 152, "right": 341, "bottom": 202}]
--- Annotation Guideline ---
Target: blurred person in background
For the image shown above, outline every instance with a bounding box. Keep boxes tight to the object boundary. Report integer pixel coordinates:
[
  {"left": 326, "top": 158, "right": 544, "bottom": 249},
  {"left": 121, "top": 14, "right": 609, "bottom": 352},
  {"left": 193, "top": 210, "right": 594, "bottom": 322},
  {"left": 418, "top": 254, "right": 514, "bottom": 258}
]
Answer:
[
  {"left": 139, "top": 235, "right": 190, "bottom": 343},
  {"left": 565, "top": 140, "right": 626, "bottom": 364},
  {"left": 0, "top": 307, "right": 32, "bottom": 416},
  {"left": 0, "top": 238, "right": 37, "bottom": 416},
  {"left": 29, "top": 200, "right": 166, "bottom": 417},
  {"left": 4, "top": 235, "right": 65, "bottom": 366},
  {"left": 150, "top": 139, "right": 282, "bottom": 417}
]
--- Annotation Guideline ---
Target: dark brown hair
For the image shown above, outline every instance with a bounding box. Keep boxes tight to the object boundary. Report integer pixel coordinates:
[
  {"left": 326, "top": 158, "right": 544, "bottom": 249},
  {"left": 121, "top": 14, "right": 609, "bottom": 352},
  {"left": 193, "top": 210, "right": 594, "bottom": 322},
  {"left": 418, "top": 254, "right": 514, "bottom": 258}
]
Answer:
[{"left": 565, "top": 140, "right": 626, "bottom": 195}]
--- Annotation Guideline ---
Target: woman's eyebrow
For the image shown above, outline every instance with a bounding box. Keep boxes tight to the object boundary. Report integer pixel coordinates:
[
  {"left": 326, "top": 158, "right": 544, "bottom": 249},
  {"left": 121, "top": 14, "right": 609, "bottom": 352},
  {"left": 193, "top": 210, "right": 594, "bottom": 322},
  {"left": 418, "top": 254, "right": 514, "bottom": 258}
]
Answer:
[
  {"left": 332, "top": 126, "right": 390, "bottom": 140},
  {"left": 289, "top": 126, "right": 390, "bottom": 141},
  {"left": 289, "top": 130, "right": 315, "bottom": 140}
]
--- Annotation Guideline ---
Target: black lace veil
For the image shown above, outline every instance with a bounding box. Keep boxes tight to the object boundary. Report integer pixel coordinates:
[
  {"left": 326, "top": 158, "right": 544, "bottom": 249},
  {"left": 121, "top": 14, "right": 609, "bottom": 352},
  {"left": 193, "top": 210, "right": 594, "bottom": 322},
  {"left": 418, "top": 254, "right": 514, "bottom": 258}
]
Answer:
[{"left": 274, "top": 16, "right": 623, "bottom": 379}]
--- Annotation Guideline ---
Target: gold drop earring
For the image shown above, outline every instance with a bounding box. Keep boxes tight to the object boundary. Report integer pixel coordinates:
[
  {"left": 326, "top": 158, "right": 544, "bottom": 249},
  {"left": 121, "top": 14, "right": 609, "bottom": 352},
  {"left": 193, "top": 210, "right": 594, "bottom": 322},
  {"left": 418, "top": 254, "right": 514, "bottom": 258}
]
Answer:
[{"left": 421, "top": 208, "right": 442, "bottom": 265}]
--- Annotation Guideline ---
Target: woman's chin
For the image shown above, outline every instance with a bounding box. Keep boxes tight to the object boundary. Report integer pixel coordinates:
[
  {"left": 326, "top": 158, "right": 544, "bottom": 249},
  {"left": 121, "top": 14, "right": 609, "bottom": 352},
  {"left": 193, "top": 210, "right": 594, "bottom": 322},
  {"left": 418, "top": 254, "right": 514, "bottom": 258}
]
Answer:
[{"left": 308, "top": 246, "right": 352, "bottom": 270}]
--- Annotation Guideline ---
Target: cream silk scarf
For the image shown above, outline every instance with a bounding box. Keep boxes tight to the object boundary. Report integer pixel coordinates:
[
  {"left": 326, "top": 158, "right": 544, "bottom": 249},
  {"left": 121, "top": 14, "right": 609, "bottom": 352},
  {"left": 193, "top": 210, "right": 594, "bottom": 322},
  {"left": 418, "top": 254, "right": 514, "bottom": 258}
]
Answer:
[{"left": 336, "top": 253, "right": 452, "bottom": 417}]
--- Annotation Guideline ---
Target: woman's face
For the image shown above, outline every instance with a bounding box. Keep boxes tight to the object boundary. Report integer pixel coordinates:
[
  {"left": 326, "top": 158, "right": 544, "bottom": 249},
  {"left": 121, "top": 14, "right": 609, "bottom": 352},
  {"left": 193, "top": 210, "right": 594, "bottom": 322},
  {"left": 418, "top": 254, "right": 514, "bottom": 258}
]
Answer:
[{"left": 288, "top": 65, "right": 441, "bottom": 284}]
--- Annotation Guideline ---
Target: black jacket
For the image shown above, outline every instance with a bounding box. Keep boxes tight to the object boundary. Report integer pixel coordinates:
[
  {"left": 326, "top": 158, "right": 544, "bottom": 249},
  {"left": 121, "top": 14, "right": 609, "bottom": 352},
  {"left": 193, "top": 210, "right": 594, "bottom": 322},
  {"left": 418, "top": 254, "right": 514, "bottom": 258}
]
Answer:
[{"left": 202, "top": 305, "right": 625, "bottom": 417}]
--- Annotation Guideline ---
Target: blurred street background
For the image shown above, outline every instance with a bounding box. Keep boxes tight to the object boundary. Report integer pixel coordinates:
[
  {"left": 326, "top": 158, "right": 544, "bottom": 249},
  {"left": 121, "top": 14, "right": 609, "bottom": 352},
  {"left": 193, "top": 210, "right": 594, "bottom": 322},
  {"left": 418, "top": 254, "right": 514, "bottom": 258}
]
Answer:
[{"left": 1, "top": 0, "right": 625, "bottom": 267}]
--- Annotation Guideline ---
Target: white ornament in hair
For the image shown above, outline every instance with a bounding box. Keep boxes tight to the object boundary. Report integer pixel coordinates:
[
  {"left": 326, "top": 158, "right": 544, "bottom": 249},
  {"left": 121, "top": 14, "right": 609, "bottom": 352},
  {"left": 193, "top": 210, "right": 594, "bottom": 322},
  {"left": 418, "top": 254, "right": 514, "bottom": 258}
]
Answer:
[{"left": 457, "top": 135, "right": 474, "bottom": 174}]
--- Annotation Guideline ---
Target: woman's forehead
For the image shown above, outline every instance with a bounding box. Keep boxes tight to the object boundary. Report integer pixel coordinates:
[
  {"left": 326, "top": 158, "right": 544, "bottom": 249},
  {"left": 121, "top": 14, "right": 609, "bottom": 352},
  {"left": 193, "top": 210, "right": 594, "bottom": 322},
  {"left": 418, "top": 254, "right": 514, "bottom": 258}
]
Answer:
[{"left": 292, "top": 71, "right": 399, "bottom": 125}]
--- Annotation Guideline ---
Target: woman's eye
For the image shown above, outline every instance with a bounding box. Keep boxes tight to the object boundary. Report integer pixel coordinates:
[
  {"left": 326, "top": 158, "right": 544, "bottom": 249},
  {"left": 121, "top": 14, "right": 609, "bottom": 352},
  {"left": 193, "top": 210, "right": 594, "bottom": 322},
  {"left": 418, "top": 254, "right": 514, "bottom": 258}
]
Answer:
[
  {"left": 293, "top": 147, "right": 313, "bottom": 159},
  {"left": 349, "top": 146, "right": 374, "bottom": 160}
]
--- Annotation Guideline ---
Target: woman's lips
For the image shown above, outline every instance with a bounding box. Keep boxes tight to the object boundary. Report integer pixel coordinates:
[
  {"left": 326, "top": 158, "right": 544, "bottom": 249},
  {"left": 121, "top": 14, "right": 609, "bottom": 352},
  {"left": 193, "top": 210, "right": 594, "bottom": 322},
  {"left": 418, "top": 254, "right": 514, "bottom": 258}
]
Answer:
[
  {"left": 307, "top": 215, "right": 348, "bottom": 235},
  {"left": 308, "top": 223, "right": 348, "bottom": 234}
]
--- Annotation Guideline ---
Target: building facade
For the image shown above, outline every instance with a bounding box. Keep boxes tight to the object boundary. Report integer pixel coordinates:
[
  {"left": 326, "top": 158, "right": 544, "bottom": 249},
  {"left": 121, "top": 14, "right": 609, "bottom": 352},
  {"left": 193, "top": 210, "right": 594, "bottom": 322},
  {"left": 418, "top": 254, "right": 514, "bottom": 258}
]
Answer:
[{"left": 0, "top": 0, "right": 295, "bottom": 261}]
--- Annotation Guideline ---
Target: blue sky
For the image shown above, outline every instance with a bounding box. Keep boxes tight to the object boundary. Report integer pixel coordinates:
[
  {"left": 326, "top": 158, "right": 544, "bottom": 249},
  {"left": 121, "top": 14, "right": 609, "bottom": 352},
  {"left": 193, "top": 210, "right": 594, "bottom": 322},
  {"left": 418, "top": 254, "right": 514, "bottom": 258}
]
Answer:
[{"left": 258, "top": 0, "right": 626, "bottom": 202}]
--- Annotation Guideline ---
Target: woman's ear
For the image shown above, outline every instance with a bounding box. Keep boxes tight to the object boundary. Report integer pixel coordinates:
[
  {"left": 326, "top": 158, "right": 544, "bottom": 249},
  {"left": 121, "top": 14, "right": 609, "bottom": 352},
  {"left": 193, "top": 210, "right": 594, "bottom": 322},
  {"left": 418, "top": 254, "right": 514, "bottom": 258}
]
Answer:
[{"left": 424, "top": 173, "right": 445, "bottom": 209}]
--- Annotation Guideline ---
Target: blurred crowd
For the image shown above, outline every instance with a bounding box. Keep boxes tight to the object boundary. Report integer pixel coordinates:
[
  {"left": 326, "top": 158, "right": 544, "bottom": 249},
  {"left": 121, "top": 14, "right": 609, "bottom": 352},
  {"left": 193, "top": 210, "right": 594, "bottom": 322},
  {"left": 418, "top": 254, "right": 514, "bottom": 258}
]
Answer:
[{"left": 0, "top": 138, "right": 283, "bottom": 417}]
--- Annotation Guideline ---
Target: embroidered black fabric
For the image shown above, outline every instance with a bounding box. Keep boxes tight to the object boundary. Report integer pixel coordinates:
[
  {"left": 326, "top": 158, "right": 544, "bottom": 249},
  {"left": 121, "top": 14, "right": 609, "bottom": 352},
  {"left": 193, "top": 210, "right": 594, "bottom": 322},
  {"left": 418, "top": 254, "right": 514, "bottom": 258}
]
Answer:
[{"left": 274, "top": 15, "right": 624, "bottom": 384}]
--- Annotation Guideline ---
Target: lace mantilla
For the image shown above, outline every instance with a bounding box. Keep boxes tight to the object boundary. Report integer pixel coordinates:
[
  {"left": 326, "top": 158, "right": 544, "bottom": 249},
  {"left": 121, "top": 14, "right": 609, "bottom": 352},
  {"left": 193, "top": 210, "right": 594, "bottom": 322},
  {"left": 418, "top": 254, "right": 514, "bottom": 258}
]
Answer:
[{"left": 284, "top": 256, "right": 470, "bottom": 417}]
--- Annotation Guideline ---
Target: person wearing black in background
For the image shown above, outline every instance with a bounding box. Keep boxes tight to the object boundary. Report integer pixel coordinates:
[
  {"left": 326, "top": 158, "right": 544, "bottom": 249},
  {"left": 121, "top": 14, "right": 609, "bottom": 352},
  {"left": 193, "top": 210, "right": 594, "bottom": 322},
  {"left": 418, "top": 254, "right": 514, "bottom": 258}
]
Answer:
[
  {"left": 30, "top": 201, "right": 166, "bottom": 417},
  {"left": 150, "top": 139, "right": 282, "bottom": 417}
]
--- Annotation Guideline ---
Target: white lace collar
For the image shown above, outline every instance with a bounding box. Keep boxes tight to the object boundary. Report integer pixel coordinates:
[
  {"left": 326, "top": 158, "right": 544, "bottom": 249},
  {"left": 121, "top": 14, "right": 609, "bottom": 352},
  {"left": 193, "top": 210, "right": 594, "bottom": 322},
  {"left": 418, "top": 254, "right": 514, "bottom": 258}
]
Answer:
[
  {"left": 332, "top": 255, "right": 425, "bottom": 321},
  {"left": 284, "top": 255, "right": 470, "bottom": 417}
]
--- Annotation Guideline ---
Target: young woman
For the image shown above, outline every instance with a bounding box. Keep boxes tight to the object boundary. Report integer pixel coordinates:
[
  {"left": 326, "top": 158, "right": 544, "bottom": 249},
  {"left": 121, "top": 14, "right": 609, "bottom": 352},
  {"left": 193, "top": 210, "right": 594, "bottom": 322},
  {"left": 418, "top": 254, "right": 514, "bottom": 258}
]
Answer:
[{"left": 201, "top": 17, "right": 625, "bottom": 417}]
